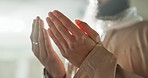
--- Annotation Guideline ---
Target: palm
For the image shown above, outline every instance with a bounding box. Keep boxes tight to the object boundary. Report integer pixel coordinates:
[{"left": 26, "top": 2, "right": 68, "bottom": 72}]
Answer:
[{"left": 30, "top": 17, "right": 65, "bottom": 77}]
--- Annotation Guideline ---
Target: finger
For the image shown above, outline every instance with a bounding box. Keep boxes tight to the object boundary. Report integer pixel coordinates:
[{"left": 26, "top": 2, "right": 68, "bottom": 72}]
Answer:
[
  {"left": 46, "top": 15, "right": 72, "bottom": 42},
  {"left": 42, "top": 29, "right": 53, "bottom": 52},
  {"left": 46, "top": 17, "right": 68, "bottom": 50},
  {"left": 75, "top": 19, "right": 100, "bottom": 43},
  {"left": 33, "top": 16, "right": 40, "bottom": 42},
  {"left": 43, "top": 29, "right": 57, "bottom": 59},
  {"left": 31, "top": 19, "right": 36, "bottom": 49},
  {"left": 31, "top": 19, "right": 39, "bottom": 56},
  {"left": 51, "top": 10, "right": 84, "bottom": 37},
  {"left": 30, "top": 19, "right": 35, "bottom": 41},
  {"left": 32, "top": 16, "right": 40, "bottom": 57},
  {"left": 38, "top": 19, "right": 47, "bottom": 59},
  {"left": 47, "top": 28, "right": 66, "bottom": 58}
]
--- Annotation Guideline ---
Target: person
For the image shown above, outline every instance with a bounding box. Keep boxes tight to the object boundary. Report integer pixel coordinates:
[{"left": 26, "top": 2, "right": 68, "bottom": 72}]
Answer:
[{"left": 30, "top": 0, "right": 148, "bottom": 78}]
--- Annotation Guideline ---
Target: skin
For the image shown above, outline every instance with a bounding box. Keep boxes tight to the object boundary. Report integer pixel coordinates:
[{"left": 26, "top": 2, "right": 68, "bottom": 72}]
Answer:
[
  {"left": 30, "top": 10, "right": 101, "bottom": 78},
  {"left": 46, "top": 10, "right": 101, "bottom": 67},
  {"left": 30, "top": 17, "right": 66, "bottom": 78}
]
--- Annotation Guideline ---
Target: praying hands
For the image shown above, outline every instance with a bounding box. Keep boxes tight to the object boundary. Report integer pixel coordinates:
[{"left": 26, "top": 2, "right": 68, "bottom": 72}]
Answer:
[{"left": 30, "top": 10, "right": 101, "bottom": 77}]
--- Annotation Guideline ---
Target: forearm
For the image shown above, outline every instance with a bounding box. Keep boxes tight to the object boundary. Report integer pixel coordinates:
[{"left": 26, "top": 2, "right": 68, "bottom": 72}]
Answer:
[
  {"left": 74, "top": 44, "right": 144, "bottom": 78},
  {"left": 74, "top": 44, "right": 117, "bottom": 78}
]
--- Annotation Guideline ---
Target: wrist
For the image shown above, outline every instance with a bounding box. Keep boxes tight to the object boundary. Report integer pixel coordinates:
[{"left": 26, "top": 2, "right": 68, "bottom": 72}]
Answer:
[{"left": 44, "top": 68, "right": 66, "bottom": 78}]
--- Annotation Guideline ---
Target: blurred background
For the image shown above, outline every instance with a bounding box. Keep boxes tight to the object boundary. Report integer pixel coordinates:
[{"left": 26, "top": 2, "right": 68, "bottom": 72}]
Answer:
[
  {"left": 0, "top": 0, "right": 88, "bottom": 78},
  {"left": 0, "top": 0, "right": 147, "bottom": 78}
]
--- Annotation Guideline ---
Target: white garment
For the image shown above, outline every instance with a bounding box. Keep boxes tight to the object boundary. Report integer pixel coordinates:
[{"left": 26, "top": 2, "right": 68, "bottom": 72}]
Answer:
[
  {"left": 97, "top": 7, "right": 143, "bottom": 31},
  {"left": 83, "top": 5, "right": 143, "bottom": 41}
]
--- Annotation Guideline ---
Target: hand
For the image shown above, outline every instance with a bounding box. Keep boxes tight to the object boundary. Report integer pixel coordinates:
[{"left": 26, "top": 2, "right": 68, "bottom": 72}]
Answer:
[
  {"left": 30, "top": 17, "right": 66, "bottom": 78},
  {"left": 46, "top": 10, "right": 101, "bottom": 67}
]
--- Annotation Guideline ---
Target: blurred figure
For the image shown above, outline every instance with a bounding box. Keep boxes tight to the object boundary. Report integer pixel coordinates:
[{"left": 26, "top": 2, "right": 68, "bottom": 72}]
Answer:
[
  {"left": 69, "top": 0, "right": 147, "bottom": 77},
  {"left": 30, "top": 0, "right": 148, "bottom": 78}
]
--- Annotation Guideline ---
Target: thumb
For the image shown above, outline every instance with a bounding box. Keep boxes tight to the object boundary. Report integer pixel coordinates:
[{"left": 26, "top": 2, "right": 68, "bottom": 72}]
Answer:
[{"left": 75, "top": 19, "right": 100, "bottom": 43}]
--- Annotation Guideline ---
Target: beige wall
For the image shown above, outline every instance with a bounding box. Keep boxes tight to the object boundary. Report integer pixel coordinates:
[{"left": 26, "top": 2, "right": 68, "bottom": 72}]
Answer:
[{"left": 131, "top": 0, "right": 148, "bottom": 19}]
